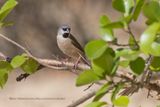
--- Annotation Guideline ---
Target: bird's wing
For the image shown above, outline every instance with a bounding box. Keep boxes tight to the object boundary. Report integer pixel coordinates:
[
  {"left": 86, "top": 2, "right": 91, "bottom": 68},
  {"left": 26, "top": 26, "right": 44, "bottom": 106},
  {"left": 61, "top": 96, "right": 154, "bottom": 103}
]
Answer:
[
  {"left": 69, "top": 34, "right": 90, "bottom": 66},
  {"left": 69, "top": 34, "right": 84, "bottom": 53}
]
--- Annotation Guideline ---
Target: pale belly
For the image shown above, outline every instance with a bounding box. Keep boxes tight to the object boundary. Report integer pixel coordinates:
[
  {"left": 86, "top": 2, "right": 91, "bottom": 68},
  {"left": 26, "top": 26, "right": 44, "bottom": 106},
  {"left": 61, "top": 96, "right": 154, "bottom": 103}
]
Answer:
[{"left": 57, "top": 36, "right": 81, "bottom": 59}]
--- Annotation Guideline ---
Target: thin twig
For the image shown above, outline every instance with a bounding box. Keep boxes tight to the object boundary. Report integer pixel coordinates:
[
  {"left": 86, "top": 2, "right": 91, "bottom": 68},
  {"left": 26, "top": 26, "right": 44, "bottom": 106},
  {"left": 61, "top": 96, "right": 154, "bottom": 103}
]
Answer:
[
  {"left": 140, "top": 55, "right": 153, "bottom": 85},
  {"left": 83, "top": 83, "right": 94, "bottom": 91},
  {"left": 114, "top": 43, "right": 130, "bottom": 47},
  {"left": 123, "top": 26, "right": 139, "bottom": 49},
  {"left": 67, "top": 91, "right": 96, "bottom": 107},
  {"left": 0, "top": 52, "right": 6, "bottom": 60},
  {"left": 0, "top": 33, "right": 63, "bottom": 69},
  {"left": 38, "top": 58, "right": 90, "bottom": 70},
  {"left": 0, "top": 34, "right": 31, "bottom": 56},
  {"left": 67, "top": 85, "right": 115, "bottom": 107}
]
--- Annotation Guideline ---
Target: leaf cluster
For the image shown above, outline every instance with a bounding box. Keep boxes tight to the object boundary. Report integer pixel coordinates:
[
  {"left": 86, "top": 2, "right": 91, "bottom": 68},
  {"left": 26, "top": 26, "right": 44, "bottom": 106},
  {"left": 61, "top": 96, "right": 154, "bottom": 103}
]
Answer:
[{"left": 76, "top": 0, "right": 160, "bottom": 106}]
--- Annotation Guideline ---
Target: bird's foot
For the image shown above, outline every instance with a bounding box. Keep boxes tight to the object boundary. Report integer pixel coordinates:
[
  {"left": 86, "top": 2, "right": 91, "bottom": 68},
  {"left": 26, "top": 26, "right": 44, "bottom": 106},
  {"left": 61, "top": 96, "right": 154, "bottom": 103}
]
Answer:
[
  {"left": 73, "top": 56, "right": 81, "bottom": 70},
  {"left": 73, "top": 62, "right": 79, "bottom": 71}
]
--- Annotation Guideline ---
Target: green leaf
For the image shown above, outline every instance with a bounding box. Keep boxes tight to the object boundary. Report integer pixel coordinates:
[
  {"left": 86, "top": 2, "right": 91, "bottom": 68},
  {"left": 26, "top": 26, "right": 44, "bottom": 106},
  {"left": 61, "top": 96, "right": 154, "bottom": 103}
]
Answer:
[
  {"left": 145, "top": 19, "right": 155, "bottom": 25},
  {"left": 112, "top": 0, "right": 125, "bottom": 13},
  {"left": 85, "top": 40, "right": 108, "bottom": 60},
  {"left": 116, "top": 49, "right": 140, "bottom": 61},
  {"left": 85, "top": 102, "right": 107, "bottom": 107},
  {"left": 100, "top": 27, "right": 114, "bottom": 42},
  {"left": 93, "top": 48, "right": 115, "bottom": 75},
  {"left": 156, "top": 105, "right": 160, "bottom": 107},
  {"left": 93, "top": 83, "right": 110, "bottom": 101},
  {"left": 76, "top": 70, "right": 101, "bottom": 86},
  {"left": 129, "top": 57, "right": 145, "bottom": 75},
  {"left": 92, "top": 62, "right": 105, "bottom": 78},
  {"left": 150, "top": 42, "right": 160, "bottom": 56},
  {"left": 143, "top": 1, "right": 160, "bottom": 22},
  {"left": 122, "top": 15, "right": 133, "bottom": 27},
  {"left": 119, "top": 60, "right": 130, "bottom": 68},
  {"left": 0, "top": 61, "right": 13, "bottom": 73},
  {"left": 100, "top": 15, "right": 110, "bottom": 27},
  {"left": 110, "top": 57, "right": 120, "bottom": 75},
  {"left": 140, "top": 22, "right": 160, "bottom": 56},
  {"left": 112, "top": 0, "right": 134, "bottom": 16},
  {"left": 155, "top": 35, "right": 160, "bottom": 43},
  {"left": 102, "top": 21, "right": 124, "bottom": 29},
  {"left": 150, "top": 57, "right": 160, "bottom": 71},
  {"left": 124, "top": 0, "right": 134, "bottom": 17},
  {"left": 128, "top": 36, "right": 135, "bottom": 46},
  {"left": 0, "top": 0, "right": 18, "bottom": 22},
  {"left": 132, "top": 0, "right": 145, "bottom": 21},
  {"left": 99, "top": 15, "right": 114, "bottom": 41},
  {"left": 0, "top": 61, "right": 12, "bottom": 88},
  {"left": 111, "top": 83, "right": 124, "bottom": 102},
  {"left": 11, "top": 55, "right": 27, "bottom": 68},
  {"left": 113, "top": 96, "right": 129, "bottom": 107},
  {"left": 21, "top": 58, "right": 39, "bottom": 74},
  {"left": 0, "top": 21, "right": 13, "bottom": 28},
  {"left": 0, "top": 71, "right": 8, "bottom": 88},
  {"left": 129, "top": 36, "right": 138, "bottom": 50}
]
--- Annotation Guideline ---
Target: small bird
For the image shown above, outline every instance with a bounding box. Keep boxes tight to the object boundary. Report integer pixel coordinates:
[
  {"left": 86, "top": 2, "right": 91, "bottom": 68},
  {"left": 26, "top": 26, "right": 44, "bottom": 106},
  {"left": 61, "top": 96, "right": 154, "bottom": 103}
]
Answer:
[{"left": 57, "top": 25, "right": 90, "bottom": 66}]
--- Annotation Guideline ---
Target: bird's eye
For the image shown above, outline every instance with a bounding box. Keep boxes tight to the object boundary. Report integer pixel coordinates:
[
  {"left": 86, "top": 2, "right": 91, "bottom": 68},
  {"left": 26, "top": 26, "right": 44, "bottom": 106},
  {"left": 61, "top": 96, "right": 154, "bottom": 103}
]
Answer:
[{"left": 62, "top": 28, "right": 67, "bottom": 31}]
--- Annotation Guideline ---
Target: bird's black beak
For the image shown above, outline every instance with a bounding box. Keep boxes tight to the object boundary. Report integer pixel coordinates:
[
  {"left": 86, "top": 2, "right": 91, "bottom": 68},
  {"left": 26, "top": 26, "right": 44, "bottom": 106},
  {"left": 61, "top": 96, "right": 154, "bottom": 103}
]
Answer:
[{"left": 63, "top": 33, "right": 69, "bottom": 38}]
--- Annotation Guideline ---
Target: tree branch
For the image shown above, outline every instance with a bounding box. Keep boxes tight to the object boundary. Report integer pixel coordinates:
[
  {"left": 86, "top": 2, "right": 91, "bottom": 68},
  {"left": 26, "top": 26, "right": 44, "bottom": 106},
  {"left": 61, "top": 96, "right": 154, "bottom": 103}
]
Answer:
[
  {"left": 67, "top": 84, "right": 115, "bottom": 107},
  {"left": 67, "top": 91, "right": 96, "bottom": 107},
  {"left": 0, "top": 33, "right": 90, "bottom": 70},
  {"left": 123, "top": 26, "right": 139, "bottom": 49},
  {"left": 140, "top": 55, "right": 153, "bottom": 84}
]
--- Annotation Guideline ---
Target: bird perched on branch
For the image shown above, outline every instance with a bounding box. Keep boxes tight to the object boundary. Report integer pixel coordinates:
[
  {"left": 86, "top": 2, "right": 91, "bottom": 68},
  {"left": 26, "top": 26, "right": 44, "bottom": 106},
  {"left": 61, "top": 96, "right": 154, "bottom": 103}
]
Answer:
[{"left": 57, "top": 25, "right": 90, "bottom": 67}]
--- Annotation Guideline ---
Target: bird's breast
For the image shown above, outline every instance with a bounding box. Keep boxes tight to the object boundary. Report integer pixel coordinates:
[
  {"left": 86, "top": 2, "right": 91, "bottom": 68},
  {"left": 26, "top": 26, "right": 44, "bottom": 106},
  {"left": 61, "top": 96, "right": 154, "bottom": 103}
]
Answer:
[{"left": 57, "top": 35, "right": 80, "bottom": 59}]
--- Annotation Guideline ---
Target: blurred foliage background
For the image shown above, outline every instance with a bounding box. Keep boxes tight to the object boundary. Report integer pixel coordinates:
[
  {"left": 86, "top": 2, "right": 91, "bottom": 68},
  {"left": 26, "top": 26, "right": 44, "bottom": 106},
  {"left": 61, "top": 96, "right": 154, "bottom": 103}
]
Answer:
[{"left": 0, "top": 0, "right": 145, "bottom": 58}]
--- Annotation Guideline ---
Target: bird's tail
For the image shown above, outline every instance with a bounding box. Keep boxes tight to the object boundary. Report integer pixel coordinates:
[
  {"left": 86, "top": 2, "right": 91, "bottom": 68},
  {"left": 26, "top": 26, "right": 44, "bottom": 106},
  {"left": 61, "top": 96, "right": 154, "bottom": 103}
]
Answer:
[{"left": 79, "top": 53, "right": 91, "bottom": 67}]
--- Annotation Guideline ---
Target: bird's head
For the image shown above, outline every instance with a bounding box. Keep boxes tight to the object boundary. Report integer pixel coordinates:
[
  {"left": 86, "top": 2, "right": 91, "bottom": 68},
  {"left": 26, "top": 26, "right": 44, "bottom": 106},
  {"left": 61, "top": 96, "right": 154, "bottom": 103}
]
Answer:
[{"left": 58, "top": 25, "right": 71, "bottom": 38}]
